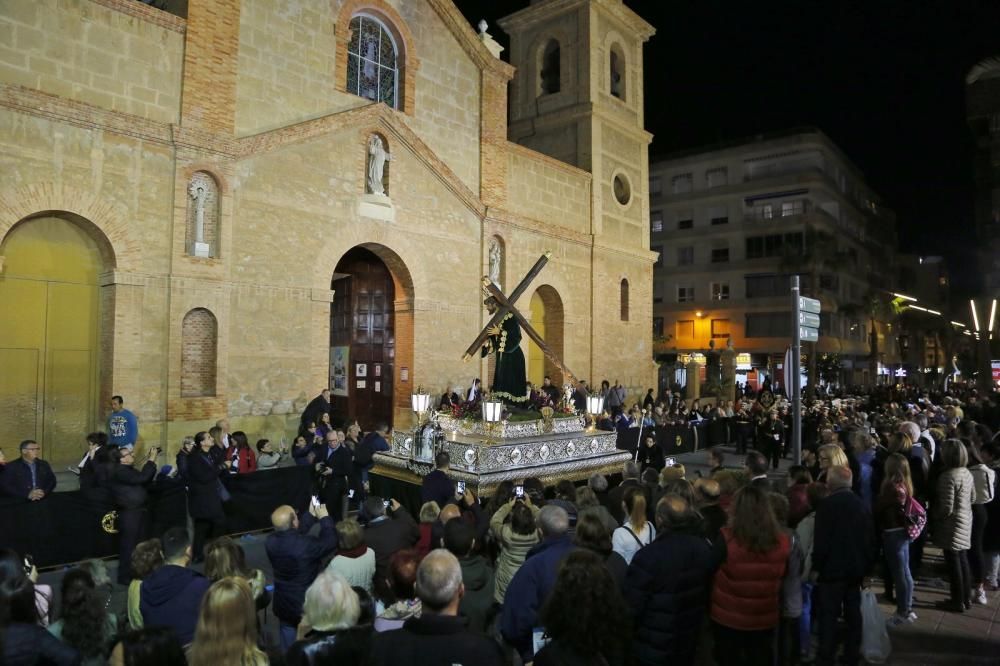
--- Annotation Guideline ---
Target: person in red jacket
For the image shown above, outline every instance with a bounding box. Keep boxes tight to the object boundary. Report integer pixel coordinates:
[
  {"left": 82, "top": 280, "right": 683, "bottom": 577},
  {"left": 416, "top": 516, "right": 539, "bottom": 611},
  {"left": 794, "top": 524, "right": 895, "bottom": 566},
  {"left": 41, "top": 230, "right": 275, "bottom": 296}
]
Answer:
[
  {"left": 710, "top": 484, "right": 792, "bottom": 666},
  {"left": 225, "top": 431, "right": 258, "bottom": 474}
]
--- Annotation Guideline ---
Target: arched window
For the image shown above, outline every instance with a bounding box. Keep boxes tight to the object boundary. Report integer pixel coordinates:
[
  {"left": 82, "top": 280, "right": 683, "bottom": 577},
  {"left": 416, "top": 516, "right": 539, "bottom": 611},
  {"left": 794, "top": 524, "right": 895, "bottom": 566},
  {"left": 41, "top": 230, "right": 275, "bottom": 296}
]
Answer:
[
  {"left": 610, "top": 44, "right": 625, "bottom": 100},
  {"left": 181, "top": 308, "right": 218, "bottom": 398},
  {"left": 620, "top": 278, "right": 630, "bottom": 321},
  {"left": 347, "top": 14, "right": 399, "bottom": 108},
  {"left": 540, "top": 39, "right": 560, "bottom": 94}
]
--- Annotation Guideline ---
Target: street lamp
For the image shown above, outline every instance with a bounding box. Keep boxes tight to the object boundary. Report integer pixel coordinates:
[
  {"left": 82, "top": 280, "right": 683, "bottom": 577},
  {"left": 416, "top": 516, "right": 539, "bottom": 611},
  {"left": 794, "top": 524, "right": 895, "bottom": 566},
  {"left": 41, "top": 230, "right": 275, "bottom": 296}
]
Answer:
[
  {"left": 481, "top": 395, "right": 504, "bottom": 443},
  {"left": 411, "top": 387, "right": 431, "bottom": 425},
  {"left": 586, "top": 394, "right": 605, "bottom": 431}
]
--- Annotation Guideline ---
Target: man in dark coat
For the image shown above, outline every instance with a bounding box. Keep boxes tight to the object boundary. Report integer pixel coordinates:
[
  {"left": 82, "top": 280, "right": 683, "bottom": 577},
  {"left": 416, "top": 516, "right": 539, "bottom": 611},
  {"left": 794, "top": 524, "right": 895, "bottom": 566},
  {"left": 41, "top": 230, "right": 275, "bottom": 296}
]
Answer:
[
  {"left": 624, "top": 495, "right": 717, "bottom": 666},
  {"left": 265, "top": 502, "right": 337, "bottom": 651},
  {"left": 140, "top": 527, "right": 211, "bottom": 646},
  {"left": 104, "top": 446, "right": 159, "bottom": 583},
  {"left": 313, "top": 430, "right": 356, "bottom": 519},
  {"left": 0, "top": 440, "right": 56, "bottom": 500},
  {"left": 421, "top": 451, "right": 454, "bottom": 508},
  {"left": 501, "top": 505, "right": 575, "bottom": 663},
  {"left": 371, "top": 549, "right": 503, "bottom": 666},
  {"left": 186, "top": 431, "right": 226, "bottom": 561},
  {"left": 364, "top": 496, "right": 420, "bottom": 597},
  {"left": 812, "top": 466, "right": 875, "bottom": 666},
  {"left": 608, "top": 460, "right": 647, "bottom": 524},
  {"left": 354, "top": 422, "right": 390, "bottom": 487},
  {"left": 300, "top": 388, "right": 332, "bottom": 433},
  {"left": 443, "top": 519, "right": 496, "bottom": 634}
]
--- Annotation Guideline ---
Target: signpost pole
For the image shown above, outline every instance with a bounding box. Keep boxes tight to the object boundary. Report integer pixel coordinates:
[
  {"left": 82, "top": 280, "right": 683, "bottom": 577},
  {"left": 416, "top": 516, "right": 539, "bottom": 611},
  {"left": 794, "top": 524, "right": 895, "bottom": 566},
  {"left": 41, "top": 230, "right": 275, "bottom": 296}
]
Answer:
[{"left": 791, "top": 276, "right": 802, "bottom": 465}]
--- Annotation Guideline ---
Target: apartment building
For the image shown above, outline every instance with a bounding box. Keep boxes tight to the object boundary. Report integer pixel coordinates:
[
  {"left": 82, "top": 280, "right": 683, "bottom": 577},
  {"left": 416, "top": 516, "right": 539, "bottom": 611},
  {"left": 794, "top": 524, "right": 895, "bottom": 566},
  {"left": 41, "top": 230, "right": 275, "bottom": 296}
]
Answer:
[{"left": 649, "top": 128, "right": 900, "bottom": 388}]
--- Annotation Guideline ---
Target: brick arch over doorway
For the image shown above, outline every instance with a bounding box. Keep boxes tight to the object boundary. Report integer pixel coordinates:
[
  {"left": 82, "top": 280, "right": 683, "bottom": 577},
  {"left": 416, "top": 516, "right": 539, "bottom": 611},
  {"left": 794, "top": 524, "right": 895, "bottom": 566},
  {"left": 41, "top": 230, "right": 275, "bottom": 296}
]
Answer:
[
  {"left": 0, "top": 212, "right": 116, "bottom": 465},
  {"left": 329, "top": 243, "right": 414, "bottom": 430},
  {"left": 0, "top": 184, "right": 141, "bottom": 272}
]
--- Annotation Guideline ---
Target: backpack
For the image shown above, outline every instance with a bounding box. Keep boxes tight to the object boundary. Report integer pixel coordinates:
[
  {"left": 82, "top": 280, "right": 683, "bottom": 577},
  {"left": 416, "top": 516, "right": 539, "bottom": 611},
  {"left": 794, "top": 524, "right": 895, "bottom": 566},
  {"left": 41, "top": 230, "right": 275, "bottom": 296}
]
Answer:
[{"left": 904, "top": 495, "right": 926, "bottom": 541}]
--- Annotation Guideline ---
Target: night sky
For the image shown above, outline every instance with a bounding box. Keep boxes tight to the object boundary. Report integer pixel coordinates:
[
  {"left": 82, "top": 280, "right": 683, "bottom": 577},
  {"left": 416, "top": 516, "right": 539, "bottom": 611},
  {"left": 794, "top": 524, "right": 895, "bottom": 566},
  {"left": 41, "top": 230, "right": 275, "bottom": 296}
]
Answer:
[{"left": 455, "top": 0, "right": 1000, "bottom": 296}]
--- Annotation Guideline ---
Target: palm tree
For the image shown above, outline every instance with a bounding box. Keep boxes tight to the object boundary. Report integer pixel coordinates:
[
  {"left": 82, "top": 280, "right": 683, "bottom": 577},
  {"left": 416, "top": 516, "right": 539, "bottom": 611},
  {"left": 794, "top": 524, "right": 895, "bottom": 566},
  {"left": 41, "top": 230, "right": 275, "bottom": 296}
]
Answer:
[{"left": 840, "top": 291, "right": 904, "bottom": 387}]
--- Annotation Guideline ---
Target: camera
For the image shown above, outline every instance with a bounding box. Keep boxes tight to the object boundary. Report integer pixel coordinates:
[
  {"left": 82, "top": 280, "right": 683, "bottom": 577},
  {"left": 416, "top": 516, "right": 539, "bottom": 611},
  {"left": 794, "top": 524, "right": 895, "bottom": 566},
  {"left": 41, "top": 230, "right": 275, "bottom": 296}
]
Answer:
[{"left": 316, "top": 462, "right": 328, "bottom": 472}]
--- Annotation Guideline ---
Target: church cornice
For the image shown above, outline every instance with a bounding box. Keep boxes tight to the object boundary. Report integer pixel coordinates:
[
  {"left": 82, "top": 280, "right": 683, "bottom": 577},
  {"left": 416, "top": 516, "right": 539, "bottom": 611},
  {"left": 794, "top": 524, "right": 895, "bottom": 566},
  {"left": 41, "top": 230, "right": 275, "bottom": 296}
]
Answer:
[{"left": 426, "top": 0, "right": 515, "bottom": 80}]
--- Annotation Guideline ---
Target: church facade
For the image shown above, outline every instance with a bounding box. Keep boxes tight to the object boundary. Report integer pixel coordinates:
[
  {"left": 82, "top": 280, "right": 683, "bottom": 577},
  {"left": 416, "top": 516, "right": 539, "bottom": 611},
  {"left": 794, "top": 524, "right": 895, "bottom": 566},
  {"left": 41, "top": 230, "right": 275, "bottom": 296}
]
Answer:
[{"left": 0, "top": 0, "right": 656, "bottom": 463}]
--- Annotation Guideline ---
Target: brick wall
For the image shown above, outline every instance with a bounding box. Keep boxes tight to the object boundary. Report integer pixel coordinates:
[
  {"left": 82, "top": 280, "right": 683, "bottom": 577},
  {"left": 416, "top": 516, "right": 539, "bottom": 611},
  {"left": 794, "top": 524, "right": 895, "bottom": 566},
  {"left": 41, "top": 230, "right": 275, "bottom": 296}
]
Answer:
[
  {"left": 180, "top": 0, "right": 239, "bottom": 133},
  {"left": 180, "top": 307, "right": 217, "bottom": 398},
  {"left": 0, "top": 0, "right": 184, "bottom": 124}
]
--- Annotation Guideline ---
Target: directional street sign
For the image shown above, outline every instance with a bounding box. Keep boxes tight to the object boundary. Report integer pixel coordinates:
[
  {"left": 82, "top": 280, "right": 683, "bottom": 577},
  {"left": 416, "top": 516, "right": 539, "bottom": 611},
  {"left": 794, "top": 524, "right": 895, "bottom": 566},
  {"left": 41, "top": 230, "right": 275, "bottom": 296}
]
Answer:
[
  {"left": 799, "top": 312, "right": 821, "bottom": 328},
  {"left": 799, "top": 296, "right": 821, "bottom": 314},
  {"left": 800, "top": 326, "right": 819, "bottom": 342}
]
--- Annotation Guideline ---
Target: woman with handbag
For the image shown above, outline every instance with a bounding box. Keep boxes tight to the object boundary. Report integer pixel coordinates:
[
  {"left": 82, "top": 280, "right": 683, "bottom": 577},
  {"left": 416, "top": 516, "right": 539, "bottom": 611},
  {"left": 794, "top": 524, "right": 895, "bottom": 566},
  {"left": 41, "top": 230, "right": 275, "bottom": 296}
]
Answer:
[{"left": 875, "top": 453, "right": 922, "bottom": 625}]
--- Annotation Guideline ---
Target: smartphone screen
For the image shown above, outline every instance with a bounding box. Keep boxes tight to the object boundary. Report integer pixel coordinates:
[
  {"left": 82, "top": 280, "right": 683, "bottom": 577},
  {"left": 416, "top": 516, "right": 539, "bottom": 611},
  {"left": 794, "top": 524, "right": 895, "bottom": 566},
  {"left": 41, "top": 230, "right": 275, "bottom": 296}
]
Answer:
[
  {"left": 383, "top": 499, "right": 391, "bottom": 508},
  {"left": 515, "top": 485, "right": 524, "bottom": 499},
  {"left": 348, "top": 489, "right": 355, "bottom": 499},
  {"left": 310, "top": 495, "right": 320, "bottom": 508},
  {"left": 457, "top": 481, "right": 466, "bottom": 494},
  {"left": 665, "top": 457, "right": 676, "bottom": 467}
]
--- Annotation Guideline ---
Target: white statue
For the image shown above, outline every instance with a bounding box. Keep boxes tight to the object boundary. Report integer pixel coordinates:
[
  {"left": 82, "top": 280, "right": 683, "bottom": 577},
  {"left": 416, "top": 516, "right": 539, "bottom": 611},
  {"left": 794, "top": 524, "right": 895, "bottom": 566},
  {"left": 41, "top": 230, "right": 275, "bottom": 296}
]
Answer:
[
  {"left": 488, "top": 238, "right": 502, "bottom": 289},
  {"left": 367, "top": 135, "right": 391, "bottom": 196},
  {"left": 187, "top": 181, "right": 207, "bottom": 244}
]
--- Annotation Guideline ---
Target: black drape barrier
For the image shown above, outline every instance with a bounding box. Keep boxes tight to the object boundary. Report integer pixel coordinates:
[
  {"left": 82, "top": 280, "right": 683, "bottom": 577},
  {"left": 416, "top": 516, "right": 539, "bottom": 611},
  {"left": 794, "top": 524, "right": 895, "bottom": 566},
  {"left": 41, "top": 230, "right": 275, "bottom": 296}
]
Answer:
[
  {"left": 0, "top": 466, "right": 314, "bottom": 568},
  {"left": 615, "top": 426, "right": 698, "bottom": 457},
  {"left": 369, "top": 473, "right": 425, "bottom": 517}
]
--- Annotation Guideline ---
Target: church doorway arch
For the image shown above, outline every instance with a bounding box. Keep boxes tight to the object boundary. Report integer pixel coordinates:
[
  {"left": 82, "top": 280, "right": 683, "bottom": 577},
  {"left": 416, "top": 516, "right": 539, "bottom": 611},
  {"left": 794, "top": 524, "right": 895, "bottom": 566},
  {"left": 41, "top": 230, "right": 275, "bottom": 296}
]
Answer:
[
  {"left": 330, "top": 244, "right": 414, "bottom": 430},
  {"left": 0, "top": 213, "right": 112, "bottom": 465},
  {"left": 526, "top": 285, "right": 565, "bottom": 388}
]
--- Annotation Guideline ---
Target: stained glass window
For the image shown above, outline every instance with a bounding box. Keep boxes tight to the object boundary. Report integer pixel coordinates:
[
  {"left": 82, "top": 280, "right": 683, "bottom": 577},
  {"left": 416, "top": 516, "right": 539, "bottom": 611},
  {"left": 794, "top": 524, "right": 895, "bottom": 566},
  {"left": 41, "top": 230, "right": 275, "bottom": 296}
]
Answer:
[{"left": 347, "top": 15, "right": 399, "bottom": 109}]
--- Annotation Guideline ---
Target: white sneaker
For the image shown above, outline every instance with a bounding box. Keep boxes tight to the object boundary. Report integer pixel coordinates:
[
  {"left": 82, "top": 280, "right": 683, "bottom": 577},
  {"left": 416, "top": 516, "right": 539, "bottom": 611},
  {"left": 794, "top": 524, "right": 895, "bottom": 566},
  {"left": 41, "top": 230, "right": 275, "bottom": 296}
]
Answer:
[
  {"left": 905, "top": 611, "right": 918, "bottom": 623},
  {"left": 974, "top": 588, "right": 988, "bottom": 605}
]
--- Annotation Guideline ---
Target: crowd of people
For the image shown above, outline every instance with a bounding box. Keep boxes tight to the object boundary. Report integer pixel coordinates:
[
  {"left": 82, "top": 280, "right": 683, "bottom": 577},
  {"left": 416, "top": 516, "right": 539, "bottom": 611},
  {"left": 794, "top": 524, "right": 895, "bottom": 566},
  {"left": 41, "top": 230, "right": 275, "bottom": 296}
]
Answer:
[{"left": 1, "top": 383, "right": 999, "bottom": 665}]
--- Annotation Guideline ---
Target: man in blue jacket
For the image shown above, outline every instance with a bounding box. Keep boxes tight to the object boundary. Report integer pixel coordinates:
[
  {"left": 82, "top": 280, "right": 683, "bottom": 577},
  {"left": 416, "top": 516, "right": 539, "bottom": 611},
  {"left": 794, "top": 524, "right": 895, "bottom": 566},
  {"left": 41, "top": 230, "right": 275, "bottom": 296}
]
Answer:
[
  {"left": 107, "top": 395, "right": 138, "bottom": 448},
  {"left": 266, "top": 501, "right": 338, "bottom": 650},
  {"left": 501, "top": 504, "right": 574, "bottom": 662},
  {"left": 624, "top": 495, "right": 716, "bottom": 665},
  {"left": 139, "top": 527, "right": 210, "bottom": 646}
]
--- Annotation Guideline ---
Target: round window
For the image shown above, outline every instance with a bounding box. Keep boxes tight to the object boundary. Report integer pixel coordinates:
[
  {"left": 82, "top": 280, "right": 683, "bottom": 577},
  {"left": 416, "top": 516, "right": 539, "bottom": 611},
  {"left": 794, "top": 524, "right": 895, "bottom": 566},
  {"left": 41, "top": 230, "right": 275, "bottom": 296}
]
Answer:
[{"left": 613, "top": 174, "right": 631, "bottom": 205}]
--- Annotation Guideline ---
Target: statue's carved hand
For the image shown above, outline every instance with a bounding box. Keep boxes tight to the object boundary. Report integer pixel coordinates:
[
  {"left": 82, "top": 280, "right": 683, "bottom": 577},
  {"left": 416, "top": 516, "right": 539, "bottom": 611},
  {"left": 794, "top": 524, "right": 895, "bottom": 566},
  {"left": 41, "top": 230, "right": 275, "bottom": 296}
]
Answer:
[{"left": 487, "top": 324, "right": 502, "bottom": 337}]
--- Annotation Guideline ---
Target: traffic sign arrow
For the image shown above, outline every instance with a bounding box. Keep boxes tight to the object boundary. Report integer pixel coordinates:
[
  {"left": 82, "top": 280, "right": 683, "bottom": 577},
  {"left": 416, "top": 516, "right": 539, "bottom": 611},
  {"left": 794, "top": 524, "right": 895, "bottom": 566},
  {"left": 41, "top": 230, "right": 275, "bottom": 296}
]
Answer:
[
  {"left": 799, "top": 297, "right": 821, "bottom": 314},
  {"left": 799, "top": 312, "right": 821, "bottom": 328}
]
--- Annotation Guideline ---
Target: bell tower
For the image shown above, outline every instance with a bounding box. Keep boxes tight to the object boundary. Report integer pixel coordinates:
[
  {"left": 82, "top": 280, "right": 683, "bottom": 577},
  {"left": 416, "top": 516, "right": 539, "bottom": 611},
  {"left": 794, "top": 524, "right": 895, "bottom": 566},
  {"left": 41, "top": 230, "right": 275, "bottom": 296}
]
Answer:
[
  {"left": 498, "top": 0, "right": 657, "bottom": 391},
  {"left": 498, "top": 0, "right": 654, "bottom": 246}
]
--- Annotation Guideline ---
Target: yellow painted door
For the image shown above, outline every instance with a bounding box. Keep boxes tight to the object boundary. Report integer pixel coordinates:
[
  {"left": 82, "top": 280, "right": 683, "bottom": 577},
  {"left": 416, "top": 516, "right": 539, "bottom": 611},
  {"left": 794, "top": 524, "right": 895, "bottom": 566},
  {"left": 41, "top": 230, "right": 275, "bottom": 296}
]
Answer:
[
  {"left": 527, "top": 291, "right": 546, "bottom": 387},
  {"left": 0, "top": 217, "right": 102, "bottom": 466}
]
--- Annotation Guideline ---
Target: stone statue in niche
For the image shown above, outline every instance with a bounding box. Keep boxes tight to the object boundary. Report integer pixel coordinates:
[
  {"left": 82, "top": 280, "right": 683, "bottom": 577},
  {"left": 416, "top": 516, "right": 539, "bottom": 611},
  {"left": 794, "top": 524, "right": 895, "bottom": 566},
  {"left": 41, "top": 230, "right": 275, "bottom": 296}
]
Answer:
[
  {"left": 367, "top": 135, "right": 391, "bottom": 196},
  {"left": 187, "top": 179, "right": 210, "bottom": 258},
  {"left": 488, "top": 238, "right": 502, "bottom": 289}
]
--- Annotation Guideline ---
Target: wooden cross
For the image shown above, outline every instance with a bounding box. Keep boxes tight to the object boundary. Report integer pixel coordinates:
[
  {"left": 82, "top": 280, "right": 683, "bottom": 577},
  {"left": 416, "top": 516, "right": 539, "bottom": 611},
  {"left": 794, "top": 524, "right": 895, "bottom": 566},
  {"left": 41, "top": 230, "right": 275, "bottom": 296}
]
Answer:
[{"left": 462, "top": 251, "right": 578, "bottom": 384}]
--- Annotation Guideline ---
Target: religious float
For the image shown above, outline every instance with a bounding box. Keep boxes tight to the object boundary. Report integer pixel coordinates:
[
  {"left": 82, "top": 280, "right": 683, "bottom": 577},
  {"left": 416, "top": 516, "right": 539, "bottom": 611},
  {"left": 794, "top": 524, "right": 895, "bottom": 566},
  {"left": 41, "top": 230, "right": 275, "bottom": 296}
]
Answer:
[{"left": 371, "top": 252, "right": 630, "bottom": 495}]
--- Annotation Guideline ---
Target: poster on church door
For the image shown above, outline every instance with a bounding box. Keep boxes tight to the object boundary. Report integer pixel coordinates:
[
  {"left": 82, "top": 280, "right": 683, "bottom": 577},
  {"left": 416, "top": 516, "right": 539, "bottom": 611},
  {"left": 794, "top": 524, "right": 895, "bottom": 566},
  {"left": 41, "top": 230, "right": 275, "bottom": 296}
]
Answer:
[{"left": 331, "top": 346, "right": 349, "bottom": 396}]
